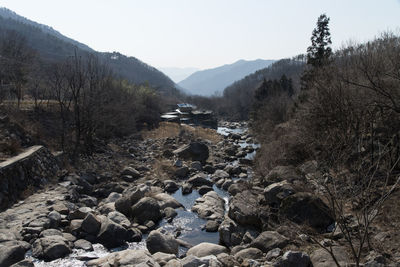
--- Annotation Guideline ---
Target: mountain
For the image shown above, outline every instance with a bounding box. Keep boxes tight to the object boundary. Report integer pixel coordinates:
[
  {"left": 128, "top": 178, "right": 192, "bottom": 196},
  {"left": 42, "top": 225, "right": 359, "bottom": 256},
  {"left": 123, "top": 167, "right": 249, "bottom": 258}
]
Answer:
[
  {"left": 0, "top": 7, "right": 178, "bottom": 96},
  {"left": 178, "top": 59, "right": 275, "bottom": 96},
  {"left": 159, "top": 67, "right": 199, "bottom": 83}
]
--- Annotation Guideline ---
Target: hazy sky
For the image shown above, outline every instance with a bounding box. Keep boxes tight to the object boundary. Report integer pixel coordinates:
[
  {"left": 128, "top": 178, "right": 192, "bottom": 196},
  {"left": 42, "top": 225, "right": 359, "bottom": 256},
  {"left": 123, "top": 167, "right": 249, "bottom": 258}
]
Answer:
[{"left": 1, "top": 0, "right": 399, "bottom": 69}]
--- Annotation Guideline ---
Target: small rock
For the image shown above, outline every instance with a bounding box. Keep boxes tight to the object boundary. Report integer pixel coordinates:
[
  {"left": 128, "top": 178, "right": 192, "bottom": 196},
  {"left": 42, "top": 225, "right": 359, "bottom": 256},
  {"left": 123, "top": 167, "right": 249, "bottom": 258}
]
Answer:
[{"left": 74, "top": 239, "right": 93, "bottom": 251}]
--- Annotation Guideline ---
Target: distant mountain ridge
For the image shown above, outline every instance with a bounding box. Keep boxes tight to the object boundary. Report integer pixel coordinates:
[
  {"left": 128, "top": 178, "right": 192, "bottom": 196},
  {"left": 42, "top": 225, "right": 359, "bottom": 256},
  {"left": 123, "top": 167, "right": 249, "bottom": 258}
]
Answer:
[
  {"left": 0, "top": 7, "right": 178, "bottom": 95},
  {"left": 178, "top": 59, "right": 275, "bottom": 96},
  {"left": 159, "top": 67, "right": 199, "bottom": 83}
]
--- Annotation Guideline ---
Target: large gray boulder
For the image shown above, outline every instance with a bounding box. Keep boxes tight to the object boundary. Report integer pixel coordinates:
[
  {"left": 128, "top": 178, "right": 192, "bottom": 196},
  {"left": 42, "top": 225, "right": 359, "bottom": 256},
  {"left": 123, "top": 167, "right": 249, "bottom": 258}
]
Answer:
[
  {"left": 87, "top": 249, "right": 160, "bottom": 267},
  {"left": 234, "top": 248, "right": 263, "bottom": 262},
  {"left": 115, "top": 186, "right": 148, "bottom": 216},
  {"left": 107, "top": 211, "right": 131, "bottom": 228},
  {"left": 279, "top": 192, "right": 334, "bottom": 231},
  {"left": 32, "top": 235, "right": 71, "bottom": 261},
  {"left": 250, "top": 231, "right": 288, "bottom": 252},
  {"left": 187, "top": 173, "right": 213, "bottom": 187},
  {"left": 0, "top": 244, "right": 26, "bottom": 266},
  {"left": 311, "top": 247, "right": 349, "bottom": 267},
  {"left": 187, "top": 242, "right": 228, "bottom": 258},
  {"left": 146, "top": 230, "right": 179, "bottom": 255},
  {"left": 81, "top": 213, "right": 102, "bottom": 235},
  {"left": 228, "top": 190, "right": 261, "bottom": 228},
  {"left": 192, "top": 191, "right": 225, "bottom": 221},
  {"left": 173, "top": 142, "right": 209, "bottom": 163},
  {"left": 97, "top": 218, "right": 128, "bottom": 248},
  {"left": 131, "top": 197, "right": 162, "bottom": 224},
  {"left": 218, "top": 216, "right": 247, "bottom": 248},
  {"left": 264, "top": 180, "right": 295, "bottom": 207}
]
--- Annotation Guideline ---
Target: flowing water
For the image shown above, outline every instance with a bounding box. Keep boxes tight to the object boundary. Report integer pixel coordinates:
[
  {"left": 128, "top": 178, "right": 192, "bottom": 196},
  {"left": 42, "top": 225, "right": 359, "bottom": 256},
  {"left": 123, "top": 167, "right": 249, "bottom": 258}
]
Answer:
[{"left": 30, "top": 125, "right": 258, "bottom": 266}]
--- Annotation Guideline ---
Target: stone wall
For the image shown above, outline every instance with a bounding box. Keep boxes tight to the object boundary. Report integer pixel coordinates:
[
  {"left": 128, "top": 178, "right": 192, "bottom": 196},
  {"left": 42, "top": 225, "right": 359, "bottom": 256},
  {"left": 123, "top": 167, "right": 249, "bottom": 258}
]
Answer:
[{"left": 0, "top": 146, "right": 60, "bottom": 211}]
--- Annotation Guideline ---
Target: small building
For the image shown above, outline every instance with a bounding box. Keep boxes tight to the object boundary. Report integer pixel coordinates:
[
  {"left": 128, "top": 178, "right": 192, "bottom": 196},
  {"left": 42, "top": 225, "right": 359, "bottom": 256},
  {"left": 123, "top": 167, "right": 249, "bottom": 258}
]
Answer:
[{"left": 161, "top": 103, "right": 217, "bottom": 129}]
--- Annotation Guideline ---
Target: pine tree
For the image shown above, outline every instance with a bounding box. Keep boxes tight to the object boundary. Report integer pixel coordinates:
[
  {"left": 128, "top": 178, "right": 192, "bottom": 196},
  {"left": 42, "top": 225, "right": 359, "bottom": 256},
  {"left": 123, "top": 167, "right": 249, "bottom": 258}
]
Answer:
[{"left": 307, "top": 14, "right": 332, "bottom": 67}]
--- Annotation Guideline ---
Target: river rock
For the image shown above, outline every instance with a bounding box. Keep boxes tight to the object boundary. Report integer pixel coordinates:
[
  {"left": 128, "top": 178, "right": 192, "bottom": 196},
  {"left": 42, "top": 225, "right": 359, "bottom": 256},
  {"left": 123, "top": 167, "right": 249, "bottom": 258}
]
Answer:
[
  {"left": 97, "top": 218, "right": 128, "bottom": 248},
  {"left": 234, "top": 248, "right": 263, "bottom": 262},
  {"left": 164, "top": 207, "right": 177, "bottom": 219},
  {"left": 146, "top": 230, "right": 179, "bottom": 255},
  {"left": 198, "top": 185, "right": 213, "bottom": 195},
  {"left": 181, "top": 255, "right": 222, "bottom": 267},
  {"left": 154, "top": 193, "right": 183, "bottom": 209},
  {"left": 115, "top": 185, "right": 148, "bottom": 216},
  {"left": 32, "top": 235, "right": 71, "bottom": 261},
  {"left": 48, "top": 211, "right": 61, "bottom": 228},
  {"left": 69, "top": 207, "right": 93, "bottom": 220},
  {"left": 187, "top": 242, "right": 228, "bottom": 257},
  {"left": 164, "top": 180, "right": 179, "bottom": 193},
  {"left": 153, "top": 252, "right": 177, "bottom": 265},
  {"left": 191, "top": 161, "right": 202, "bottom": 171},
  {"left": 218, "top": 216, "right": 247, "bottom": 248},
  {"left": 187, "top": 173, "right": 213, "bottom": 187},
  {"left": 182, "top": 183, "right": 192, "bottom": 194},
  {"left": 81, "top": 213, "right": 101, "bottom": 235},
  {"left": 87, "top": 249, "right": 160, "bottom": 267},
  {"left": 250, "top": 231, "right": 288, "bottom": 252},
  {"left": 279, "top": 192, "right": 333, "bottom": 231},
  {"left": 74, "top": 239, "right": 93, "bottom": 251},
  {"left": 173, "top": 142, "right": 209, "bottom": 163},
  {"left": 0, "top": 244, "right": 26, "bottom": 266},
  {"left": 107, "top": 211, "right": 131, "bottom": 228},
  {"left": 273, "top": 251, "right": 311, "bottom": 267},
  {"left": 175, "top": 166, "right": 189, "bottom": 178},
  {"left": 131, "top": 197, "right": 162, "bottom": 224},
  {"left": 228, "top": 190, "right": 261, "bottom": 228},
  {"left": 205, "top": 220, "right": 220, "bottom": 232},
  {"left": 192, "top": 191, "right": 225, "bottom": 221}
]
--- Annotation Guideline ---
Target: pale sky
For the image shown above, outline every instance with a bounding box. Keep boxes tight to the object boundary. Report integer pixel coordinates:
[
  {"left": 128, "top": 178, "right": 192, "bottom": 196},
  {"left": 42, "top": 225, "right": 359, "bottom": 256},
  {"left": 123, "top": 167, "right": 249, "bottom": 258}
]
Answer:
[{"left": 0, "top": 0, "right": 399, "bottom": 69}]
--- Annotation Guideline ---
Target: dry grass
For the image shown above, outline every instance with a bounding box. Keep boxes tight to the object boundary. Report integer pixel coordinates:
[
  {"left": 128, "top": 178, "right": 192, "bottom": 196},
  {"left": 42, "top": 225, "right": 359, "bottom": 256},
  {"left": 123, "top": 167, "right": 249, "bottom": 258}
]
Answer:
[
  {"left": 150, "top": 158, "right": 177, "bottom": 181},
  {"left": 142, "top": 122, "right": 222, "bottom": 144}
]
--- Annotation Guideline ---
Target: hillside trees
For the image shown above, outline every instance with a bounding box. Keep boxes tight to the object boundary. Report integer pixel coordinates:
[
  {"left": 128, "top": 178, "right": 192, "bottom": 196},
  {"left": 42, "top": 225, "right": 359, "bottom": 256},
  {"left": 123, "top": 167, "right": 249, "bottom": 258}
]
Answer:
[
  {"left": 299, "top": 32, "right": 400, "bottom": 267},
  {"left": 47, "top": 52, "right": 162, "bottom": 156},
  {"left": 0, "top": 30, "right": 34, "bottom": 107}
]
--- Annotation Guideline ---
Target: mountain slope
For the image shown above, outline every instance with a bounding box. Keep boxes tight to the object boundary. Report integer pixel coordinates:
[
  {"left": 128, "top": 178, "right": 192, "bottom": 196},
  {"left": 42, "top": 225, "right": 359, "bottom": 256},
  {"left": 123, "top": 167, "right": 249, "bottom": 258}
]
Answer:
[
  {"left": 178, "top": 59, "right": 275, "bottom": 96},
  {"left": 0, "top": 7, "right": 177, "bottom": 95}
]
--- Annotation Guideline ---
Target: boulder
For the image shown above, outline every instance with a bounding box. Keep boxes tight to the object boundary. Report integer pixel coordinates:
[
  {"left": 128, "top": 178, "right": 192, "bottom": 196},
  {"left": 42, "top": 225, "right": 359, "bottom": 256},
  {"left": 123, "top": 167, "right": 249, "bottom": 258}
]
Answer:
[
  {"left": 264, "top": 180, "right": 295, "bottom": 207},
  {"left": 182, "top": 183, "right": 193, "bottom": 194},
  {"left": 87, "top": 249, "right": 160, "bottom": 267},
  {"left": 310, "top": 247, "right": 349, "bottom": 267},
  {"left": 205, "top": 220, "right": 220, "bottom": 232},
  {"left": 48, "top": 211, "right": 61, "bottom": 228},
  {"left": 32, "top": 235, "right": 71, "bottom": 261},
  {"left": 250, "top": 231, "right": 288, "bottom": 252},
  {"left": 146, "top": 230, "right": 179, "bottom": 255},
  {"left": 154, "top": 193, "right": 183, "bottom": 210},
  {"left": 187, "top": 173, "right": 213, "bottom": 187},
  {"left": 81, "top": 213, "right": 102, "bottom": 235},
  {"left": 121, "top": 166, "right": 141, "bottom": 179},
  {"left": 153, "top": 252, "right": 177, "bottom": 265},
  {"left": 192, "top": 191, "right": 225, "bottom": 221},
  {"left": 279, "top": 192, "right": 334, "bottom": 231},
  {"left": 198, "top": 185, "right": 213, "bottom": 195},
  {"left": 115, "top": 186, "right": 148, "bottom": 216},
  {"left": 228, "top": 190, "right": 261, "bottom": 228},
  {"left": 180, "top": 255, "right": 222, "bottom": 267},
  {"left": 175, "top": 167, "right": 189, "bottom": 179},
  {"left": 164, "top": 180, "right": 179, "bottom": 193},
  {"left": 234, "top": 248, "right": 263, "bottom": 262},
  {"left": 69, "top": 207, "right": 93, "bottom": 220},
  {"left": 273, "top": 251, "right": 311, "bottom": 267},
  {"left": 107, "top": 211, "right": 131, "bottom": 228},
  {"left": 173, "top": 142, "right": 209, "bottom": 163},
  {"left": 191, "top": 161, "right": 202, "bottom": 171},
  {"left": 131, "top": 197, "right": 162, "bottom": 224},
  {"left": 97, "top": 218, "right": 128, "bottom": 248},
  {"left": 218, "top": 216, "right": 247, "bottom": 248},
  {"left": 74, "top": 239, "right": 93, "bottom": 251},
  {"left": 187, "top": 242, "right": 228, "bottom": 258},
  {"left": 0, "top": 244, "right": 26, "bottom": 267}
]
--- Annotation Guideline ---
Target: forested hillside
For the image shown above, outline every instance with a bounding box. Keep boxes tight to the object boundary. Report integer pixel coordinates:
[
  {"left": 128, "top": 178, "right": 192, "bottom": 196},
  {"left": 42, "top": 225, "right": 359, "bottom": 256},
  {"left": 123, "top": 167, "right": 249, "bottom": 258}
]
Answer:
[{"left": 0, "top": 8, "right": 178, "bottom": 95}]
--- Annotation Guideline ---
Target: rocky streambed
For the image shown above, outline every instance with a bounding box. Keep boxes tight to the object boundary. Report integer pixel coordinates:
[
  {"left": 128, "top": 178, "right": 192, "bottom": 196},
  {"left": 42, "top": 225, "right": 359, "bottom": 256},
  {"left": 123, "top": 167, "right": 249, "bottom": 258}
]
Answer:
[{"left": 0, "top": 122, "right": 267, "bottom": 267}]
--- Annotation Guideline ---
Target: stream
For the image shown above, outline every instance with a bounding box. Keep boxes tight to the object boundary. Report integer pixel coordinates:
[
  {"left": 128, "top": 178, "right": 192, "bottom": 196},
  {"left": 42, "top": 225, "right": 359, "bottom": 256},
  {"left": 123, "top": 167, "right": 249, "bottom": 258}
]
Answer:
[{"left": 31, "top": 124, "right": 259, "bottom": 266}]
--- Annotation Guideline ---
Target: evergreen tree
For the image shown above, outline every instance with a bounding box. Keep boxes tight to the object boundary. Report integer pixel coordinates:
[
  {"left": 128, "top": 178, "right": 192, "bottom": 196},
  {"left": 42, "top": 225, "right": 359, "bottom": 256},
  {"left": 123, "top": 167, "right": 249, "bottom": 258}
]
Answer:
[{"left": 307, "top": 14, "right": 332, "bottom": 67}]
